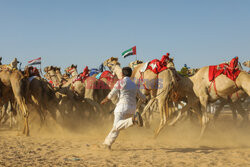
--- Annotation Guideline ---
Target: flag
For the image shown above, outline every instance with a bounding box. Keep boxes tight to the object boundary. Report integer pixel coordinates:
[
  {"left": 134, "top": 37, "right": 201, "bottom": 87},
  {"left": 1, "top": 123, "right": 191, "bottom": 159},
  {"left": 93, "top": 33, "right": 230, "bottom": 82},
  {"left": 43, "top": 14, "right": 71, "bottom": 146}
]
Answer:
[
  {"left": 122, "top": 46, "right": 136, "bottom": 58},
  {"left": 28, "top": 57, "right": 41, "bottom": 65}
]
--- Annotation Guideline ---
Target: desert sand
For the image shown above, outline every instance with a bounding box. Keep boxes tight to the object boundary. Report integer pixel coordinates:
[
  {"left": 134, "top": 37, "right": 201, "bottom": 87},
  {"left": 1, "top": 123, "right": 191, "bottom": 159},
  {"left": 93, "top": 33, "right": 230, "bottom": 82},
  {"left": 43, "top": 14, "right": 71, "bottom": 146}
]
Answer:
[{"left": 1, "top": 113, "right": 250, "bottom": 167}]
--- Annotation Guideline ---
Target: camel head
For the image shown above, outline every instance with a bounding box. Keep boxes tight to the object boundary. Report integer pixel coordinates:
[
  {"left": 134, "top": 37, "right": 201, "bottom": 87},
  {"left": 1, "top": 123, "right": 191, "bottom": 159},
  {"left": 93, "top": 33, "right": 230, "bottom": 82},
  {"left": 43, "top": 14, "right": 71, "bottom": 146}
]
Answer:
[
  {"left": 243, "top": 61, "right": 250, "bottom": 68},
  {"left": 129, "top": 60, "right": 143, "bottom": 69},
  {"left": 65, "top": 64, "right": 78, "bottom": 76},
  {"left": 54, "top": 67, "right": 61, "bottom": 74},
  {"left": 103, "top": 57, "right": 120, "bottom": 70},
  {"left": 44, "top": 66, "right": 54, "bottom": 73},
  {"left": 188, "top": 68, "right": 199, "bottom": 76},
  {"left": 166, "top": 57, "right": 175, "bottom": 69},
  {"left": 10, "top": 58, "right": 19, "bottom": 69}
]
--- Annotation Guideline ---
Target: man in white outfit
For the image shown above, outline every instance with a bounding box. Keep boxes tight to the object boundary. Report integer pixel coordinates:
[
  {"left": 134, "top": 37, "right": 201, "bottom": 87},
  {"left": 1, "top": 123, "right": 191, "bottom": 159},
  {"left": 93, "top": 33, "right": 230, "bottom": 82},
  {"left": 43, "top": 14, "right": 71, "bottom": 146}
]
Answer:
[{"left": 101, "top": 67, "right": 146, "bottom": 150}]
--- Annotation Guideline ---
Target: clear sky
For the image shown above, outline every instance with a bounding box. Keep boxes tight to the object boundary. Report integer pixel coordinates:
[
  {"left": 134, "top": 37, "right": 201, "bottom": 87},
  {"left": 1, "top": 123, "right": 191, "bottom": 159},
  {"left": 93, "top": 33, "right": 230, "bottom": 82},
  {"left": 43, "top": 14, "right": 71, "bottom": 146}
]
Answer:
[{"left": 0, "top": 0, "right": 249, "bottom": 72}]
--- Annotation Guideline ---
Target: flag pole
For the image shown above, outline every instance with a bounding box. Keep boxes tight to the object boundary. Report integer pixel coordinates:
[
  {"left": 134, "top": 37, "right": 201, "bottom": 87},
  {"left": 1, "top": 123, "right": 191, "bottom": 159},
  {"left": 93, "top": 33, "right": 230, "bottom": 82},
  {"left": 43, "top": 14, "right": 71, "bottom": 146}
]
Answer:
[{"left": 135, "top": 46, "right": 137, "bottom": 61}]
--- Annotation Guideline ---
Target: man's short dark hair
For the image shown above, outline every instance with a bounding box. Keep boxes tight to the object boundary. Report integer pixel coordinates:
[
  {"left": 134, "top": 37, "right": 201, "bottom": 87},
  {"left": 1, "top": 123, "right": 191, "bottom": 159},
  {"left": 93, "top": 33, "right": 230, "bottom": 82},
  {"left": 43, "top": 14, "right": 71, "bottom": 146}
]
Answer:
[{"left": 122, "top": 67, "right": 132, "bottom": 77}]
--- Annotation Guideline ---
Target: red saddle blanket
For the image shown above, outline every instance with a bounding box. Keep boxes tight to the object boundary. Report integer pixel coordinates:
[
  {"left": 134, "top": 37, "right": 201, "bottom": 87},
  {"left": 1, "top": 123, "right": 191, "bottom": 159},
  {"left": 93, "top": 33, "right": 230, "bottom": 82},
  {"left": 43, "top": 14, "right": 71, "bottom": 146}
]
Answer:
[
  {"left": 100, "top": 71, "right": 115, "bottom": 82},
  {"left": 147, "top": 54, "right": 170, "bottom": 74},
  {"left": 209, "top": 57, "right": 241, "bottom": 82},
  {"left": 74, "top": 66, "right": 90, "bottom": 83}
]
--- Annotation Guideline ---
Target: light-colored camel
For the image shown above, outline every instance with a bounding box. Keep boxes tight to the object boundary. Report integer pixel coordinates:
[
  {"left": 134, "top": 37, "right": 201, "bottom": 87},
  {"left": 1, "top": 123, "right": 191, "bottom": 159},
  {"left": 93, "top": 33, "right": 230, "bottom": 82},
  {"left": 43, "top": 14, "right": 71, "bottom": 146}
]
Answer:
[
  {"left": 44, "top": 66, "right": 61, "bottom": 87},
  {"left": 167, "top": 62, "right": 249, "bottom": 139},
  {"left": 190, "top": 66, "right": 250, "bottom": 138},
  {"left": 103, "top": 57, "right": 177, "bottom": 137},
  {"left": 243, "top": 61, "right": 250, "bottom": 68},
  {"left": 0, "top": 69, "right": 29, "bottom": 135},
  {"left": 62, "top": 64, "right": 78, "bottom": 87}
]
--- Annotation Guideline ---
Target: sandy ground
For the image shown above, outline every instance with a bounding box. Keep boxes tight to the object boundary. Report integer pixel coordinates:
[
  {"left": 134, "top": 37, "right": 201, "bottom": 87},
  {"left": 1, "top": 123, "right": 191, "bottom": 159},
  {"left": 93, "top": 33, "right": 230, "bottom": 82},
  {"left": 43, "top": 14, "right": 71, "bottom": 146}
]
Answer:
[{"left": 1, "top": 114, "right": 250, "bottom": 167}]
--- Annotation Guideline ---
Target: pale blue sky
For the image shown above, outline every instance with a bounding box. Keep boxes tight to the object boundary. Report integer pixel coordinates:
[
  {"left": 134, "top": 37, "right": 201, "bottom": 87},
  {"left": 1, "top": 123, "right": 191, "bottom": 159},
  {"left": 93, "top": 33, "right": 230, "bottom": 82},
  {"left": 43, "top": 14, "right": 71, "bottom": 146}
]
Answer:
[{"left": 0, "top": 0, "right": 249, "bottom": 72}]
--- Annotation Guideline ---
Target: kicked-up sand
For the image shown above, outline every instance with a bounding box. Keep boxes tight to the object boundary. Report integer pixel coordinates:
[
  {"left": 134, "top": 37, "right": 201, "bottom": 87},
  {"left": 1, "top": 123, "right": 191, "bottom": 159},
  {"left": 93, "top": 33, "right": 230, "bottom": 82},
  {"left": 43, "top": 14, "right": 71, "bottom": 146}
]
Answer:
[{"left": 1, "top": 113, "right": 250, "bottom": 167}]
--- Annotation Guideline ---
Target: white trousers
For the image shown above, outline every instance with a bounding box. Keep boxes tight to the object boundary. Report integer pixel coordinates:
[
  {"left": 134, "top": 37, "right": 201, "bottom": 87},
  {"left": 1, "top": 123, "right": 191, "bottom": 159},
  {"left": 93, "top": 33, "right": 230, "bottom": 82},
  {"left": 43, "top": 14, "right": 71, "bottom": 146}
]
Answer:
[{"left": 103, "top": 112, "right": 134, "bottom": 146}]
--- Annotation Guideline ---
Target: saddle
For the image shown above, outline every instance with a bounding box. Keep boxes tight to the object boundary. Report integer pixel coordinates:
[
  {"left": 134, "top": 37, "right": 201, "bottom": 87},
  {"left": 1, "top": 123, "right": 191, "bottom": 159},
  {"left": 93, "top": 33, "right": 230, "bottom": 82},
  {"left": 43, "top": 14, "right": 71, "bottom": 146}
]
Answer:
[
  {"left": 209, "top": 57, "right": 241, "bottom": 82},
  {"left": 208, "top": 57, "right": 241, "bottom": 96},
  {"left": 146, "top": 54, "right": 170, "bottom": 74}
]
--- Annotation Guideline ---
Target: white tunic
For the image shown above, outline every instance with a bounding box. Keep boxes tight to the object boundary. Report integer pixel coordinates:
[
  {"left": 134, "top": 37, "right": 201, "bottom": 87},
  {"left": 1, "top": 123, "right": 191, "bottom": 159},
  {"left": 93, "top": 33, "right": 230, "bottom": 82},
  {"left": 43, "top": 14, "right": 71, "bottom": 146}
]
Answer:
[{"left": 107, "top": 77, "right": 146, "bottom": 114}]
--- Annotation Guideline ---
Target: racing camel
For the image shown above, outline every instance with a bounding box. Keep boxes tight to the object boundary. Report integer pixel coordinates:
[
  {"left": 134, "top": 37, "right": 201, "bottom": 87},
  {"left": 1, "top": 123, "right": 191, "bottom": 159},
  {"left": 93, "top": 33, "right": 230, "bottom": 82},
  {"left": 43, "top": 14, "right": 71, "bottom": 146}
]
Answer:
[
  {"left": 189, "top": 57, "right": 250, "bottom": 138},
  {"left": 0, "top": 69, "right": 29, "bottom": 136}
]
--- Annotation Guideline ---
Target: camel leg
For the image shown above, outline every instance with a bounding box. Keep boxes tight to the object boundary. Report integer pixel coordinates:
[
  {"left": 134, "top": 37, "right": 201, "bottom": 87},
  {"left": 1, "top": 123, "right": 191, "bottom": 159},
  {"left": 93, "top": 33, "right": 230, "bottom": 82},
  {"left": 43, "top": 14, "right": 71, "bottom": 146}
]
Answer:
[
  {"left": 229, "top": 103, "right": 237, "bottom": 122},
  {"left": 213, "top": 101, "right": 226, "bottom": 122},
  {"left": 168, "top": 103, "right": 190, "bottom": 126},
  {"left": 25, "top": 116, "right": 29, "bottom": 136},
  {"left": 198, "top": 96, "right": 209, "bottom": 140},
  {"left": 17, "top": 99, "right": 29, "bottom": 136},
  {"left": 235, "top": 103, "right": 248, "bottom": 126},
  {"left": 0, "top": 103, "right": 8, "bottom": 124},
  {"left": 141, "top": 98, "right": 155, "bottom": 116},
  {"left": 141, "top": 98, "right": 156, "bottom": 128},
  {"left": 154, "top": 98, "right": 167, "bottom": 138}
]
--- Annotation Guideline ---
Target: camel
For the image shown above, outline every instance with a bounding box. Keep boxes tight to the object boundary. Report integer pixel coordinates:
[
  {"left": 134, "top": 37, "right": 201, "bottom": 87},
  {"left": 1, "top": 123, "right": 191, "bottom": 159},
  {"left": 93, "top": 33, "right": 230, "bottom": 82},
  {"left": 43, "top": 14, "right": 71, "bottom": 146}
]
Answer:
[
  {"left": 166, "top": 60, "right": 250, "bottom": 139},
  {"left": 0, "top": 69, "right": 29, "bottom": 135},
  {"left": 103, "top": 56, "right": 177, "bottom": 137},
  {"left": 44, "top": 66, "right": 61, "bottom": 87},
  {"left": 188, "top": 64, "right": 250, "bottom": 138},
  {"left": 243, "top": 61, "right": 250, "bottom": 68},
  {"left": 65, "top": 64, "right": 78, "bottom": 77}
]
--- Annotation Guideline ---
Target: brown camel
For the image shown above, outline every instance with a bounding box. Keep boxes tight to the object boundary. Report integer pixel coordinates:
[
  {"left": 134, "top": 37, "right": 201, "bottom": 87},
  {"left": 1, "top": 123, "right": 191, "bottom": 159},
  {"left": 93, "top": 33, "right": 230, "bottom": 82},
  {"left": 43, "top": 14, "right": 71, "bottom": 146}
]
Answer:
[{"left": 103, "top": 57, "right": 177, "bottom": 137}]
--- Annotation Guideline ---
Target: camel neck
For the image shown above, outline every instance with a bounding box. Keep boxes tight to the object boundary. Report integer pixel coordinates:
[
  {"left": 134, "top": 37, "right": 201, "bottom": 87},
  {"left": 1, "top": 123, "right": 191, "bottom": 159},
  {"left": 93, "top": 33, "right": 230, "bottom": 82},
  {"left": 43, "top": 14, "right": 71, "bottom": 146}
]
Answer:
[
  {"left": 56, "top": 72, "right": 63, "bottom": 82},
  {"left": 113, "top": 65, "right": 123, "bottom": 79}
]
